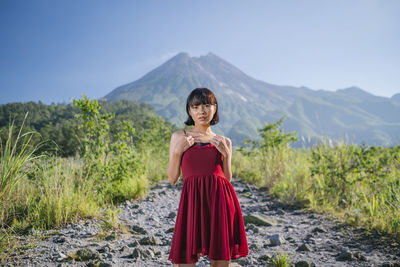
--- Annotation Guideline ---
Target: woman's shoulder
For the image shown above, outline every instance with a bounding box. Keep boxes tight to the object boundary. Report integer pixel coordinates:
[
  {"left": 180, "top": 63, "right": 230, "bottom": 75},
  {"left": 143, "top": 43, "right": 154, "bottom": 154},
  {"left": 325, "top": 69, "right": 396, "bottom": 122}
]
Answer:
[
  {"left": 171, "top": 130, "right": 185, "bottom": 138},
  {"left": 217, "top": 134, "right": 231, "bottom": 145}
]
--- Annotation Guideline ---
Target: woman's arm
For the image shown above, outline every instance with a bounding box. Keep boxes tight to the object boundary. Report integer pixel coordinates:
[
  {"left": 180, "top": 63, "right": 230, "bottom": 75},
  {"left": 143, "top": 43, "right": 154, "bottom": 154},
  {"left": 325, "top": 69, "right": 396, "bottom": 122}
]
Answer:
[
  {"left": 167, "top": 131, "right": 183, "bottom": 185},
  {"left": 222, "top": 137, "right": 232, "bottom": 182}
]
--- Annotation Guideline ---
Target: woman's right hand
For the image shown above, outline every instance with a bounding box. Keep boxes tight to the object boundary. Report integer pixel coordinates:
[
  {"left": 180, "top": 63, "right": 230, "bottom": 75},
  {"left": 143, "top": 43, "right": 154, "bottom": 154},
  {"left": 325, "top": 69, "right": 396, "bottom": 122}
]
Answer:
[{"left": 173, "top": 131, "right": 195, "bottom": 155}]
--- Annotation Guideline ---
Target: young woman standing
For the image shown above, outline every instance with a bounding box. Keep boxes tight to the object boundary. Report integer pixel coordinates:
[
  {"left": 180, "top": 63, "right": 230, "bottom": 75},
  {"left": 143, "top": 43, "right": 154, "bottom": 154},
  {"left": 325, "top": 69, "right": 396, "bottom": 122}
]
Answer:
[{"left": 167, "top": 88, "right": 249, "bottom": 267}]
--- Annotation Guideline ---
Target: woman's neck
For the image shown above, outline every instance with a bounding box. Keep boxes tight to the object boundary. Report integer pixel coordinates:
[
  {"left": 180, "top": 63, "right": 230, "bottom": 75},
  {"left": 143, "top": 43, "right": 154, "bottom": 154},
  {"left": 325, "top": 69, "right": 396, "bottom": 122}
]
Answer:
[{"left": 191, "top": 125, "right": 213, "bottom": 135}]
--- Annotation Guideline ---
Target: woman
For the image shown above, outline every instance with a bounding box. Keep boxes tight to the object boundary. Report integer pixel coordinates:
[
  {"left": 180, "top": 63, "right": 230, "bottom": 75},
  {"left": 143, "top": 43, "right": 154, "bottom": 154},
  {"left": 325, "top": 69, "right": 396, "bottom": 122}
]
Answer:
[{"left": 167, "top": 88, "right": 249, "bottom": 267}]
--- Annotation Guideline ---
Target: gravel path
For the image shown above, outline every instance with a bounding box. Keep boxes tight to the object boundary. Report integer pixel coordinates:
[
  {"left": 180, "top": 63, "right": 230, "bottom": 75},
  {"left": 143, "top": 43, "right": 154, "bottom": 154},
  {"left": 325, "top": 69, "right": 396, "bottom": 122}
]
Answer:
[{"left": 3, "top": 178, "right": 399, "bottom": 266}]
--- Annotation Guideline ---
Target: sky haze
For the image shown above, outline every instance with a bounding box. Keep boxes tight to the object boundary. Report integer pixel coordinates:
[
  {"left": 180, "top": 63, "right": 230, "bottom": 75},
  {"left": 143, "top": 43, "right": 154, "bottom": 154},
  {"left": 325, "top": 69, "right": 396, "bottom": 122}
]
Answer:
[{"left": 0, "top": 0, "right": 399, "bottom": 104}]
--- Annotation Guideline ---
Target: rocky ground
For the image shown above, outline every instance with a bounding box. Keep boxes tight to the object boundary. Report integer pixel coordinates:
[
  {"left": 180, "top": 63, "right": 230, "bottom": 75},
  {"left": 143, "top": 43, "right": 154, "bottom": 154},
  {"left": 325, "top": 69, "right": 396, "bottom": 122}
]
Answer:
[{"left": 2, "top": 177, "right": 400, "bottom": 266}]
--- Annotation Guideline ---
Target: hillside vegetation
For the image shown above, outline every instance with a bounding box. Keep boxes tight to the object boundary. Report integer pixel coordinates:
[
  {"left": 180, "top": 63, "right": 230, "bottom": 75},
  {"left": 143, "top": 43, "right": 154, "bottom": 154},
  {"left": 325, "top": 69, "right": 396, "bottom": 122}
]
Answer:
[
  {"left": 0, "top": 96, "right": 399, "bottom": 255},
  {"left": 0, "top": 96, "right": 175, "bottom": 250},
  {"left": 233, "top": 118, "right": 400, "bottom": 240}
]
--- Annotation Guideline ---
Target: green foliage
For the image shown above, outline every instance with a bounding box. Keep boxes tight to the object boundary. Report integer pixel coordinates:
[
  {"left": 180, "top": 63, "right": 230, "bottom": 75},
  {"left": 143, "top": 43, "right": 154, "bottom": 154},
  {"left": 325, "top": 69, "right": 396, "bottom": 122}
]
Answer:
[
  {"left": 268, "top": 252, "right": 290, "bottom": 267},
  {"left": 18, "top": 157, "right": 100, "bottom": 230},
  {"left": 240, "top": 116, "right": 297, "bottom": 152},
  {"left": 0, "top": 113, "right": 43, "bottom": 206},
  {"left": 306, "top": 142, "right": 400, "bottom": 237},
  {"left": 234, "top": 121, "right": 400, "bottom": 239},
  {"left": 236, "top": 117, "right": 299, "bottom": 187},
  {"left": 258, "top": 116, "right": 298, "bottom": 149},
  {"left": 0, "top": 101, "right": 82, "bottom": 156},
  {"left": 0, "top": 96, "right": 176, "bottom": 254},
  {"left": 0, "top": 99, "right": 176, "bottom": 157},
  {"left": 309, "top": 142, "right": 399, "bottom": 205},
  {"left": 72, "top": 94, "right": 148, "bottom": 204}
]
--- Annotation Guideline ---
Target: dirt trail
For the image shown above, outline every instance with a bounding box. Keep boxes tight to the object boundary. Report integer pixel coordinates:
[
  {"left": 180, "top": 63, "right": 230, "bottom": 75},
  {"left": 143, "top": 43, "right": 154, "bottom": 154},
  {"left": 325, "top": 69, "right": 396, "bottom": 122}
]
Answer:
[{"left": 3, "top": 178, "right": 399, "bottom": 266}]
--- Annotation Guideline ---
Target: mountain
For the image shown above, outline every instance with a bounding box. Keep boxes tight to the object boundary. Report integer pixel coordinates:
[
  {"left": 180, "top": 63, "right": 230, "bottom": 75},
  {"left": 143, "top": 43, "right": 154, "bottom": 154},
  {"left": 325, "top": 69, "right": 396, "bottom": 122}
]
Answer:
[
  {"left": 392, "top": 93, "right": 400, "bottom": 105},
  {"left": 104, "top": 52, "right": 400, "bottom": 147}
]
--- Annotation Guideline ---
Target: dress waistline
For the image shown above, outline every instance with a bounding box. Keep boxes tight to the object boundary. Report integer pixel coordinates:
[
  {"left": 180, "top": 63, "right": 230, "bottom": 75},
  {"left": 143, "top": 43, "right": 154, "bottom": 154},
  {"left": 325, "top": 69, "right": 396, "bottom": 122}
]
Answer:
[{"left": 183, "top": 171, "right": 226, "bottom": 180}]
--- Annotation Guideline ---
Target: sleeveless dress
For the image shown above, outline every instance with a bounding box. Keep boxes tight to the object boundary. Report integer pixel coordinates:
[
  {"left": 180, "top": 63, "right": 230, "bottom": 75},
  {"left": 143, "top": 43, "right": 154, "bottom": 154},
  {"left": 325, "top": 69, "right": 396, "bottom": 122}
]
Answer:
[{"left": 168, "top": 132, "right": 249, "bottom": 264}]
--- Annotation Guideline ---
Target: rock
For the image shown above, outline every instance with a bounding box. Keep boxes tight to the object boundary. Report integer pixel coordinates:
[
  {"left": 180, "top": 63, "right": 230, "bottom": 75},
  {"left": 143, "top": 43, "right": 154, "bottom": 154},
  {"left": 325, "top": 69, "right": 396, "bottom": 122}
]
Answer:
[
  {"left": 126, "top": 224, "right": 148, "bottom": 235},
  {"left": 119, "top": 245, "right": 129, "bottom": 252},
  {"left": 167, "top": 211, "right": 176, "bottom": 218},
  {"left": 308, "top": 214, "right": 317, "bottom": 219},
  {"left": 131, "top": 247, "right": 155, "bottom": 260},
  {"left": 312, "top": 226, "right": 327, "bottom": 233},
  {"left": 55, "top": 252, "right": 68, "bottom": 262},
  {"left": 295, "top": 260, "right": 316, "bottom": 267},
  {"left": 276, "top": 208, "right": 285, "bottom": 215},
  {"left": 75, "top": 248, "right": 100, "bottom": 261},
  {"left": 97, "top": 244, "right": 114, "bottom": 253},
  {"left": 296, "top": 243, "right": 312, "bottom": 252},
  {"left": 131, "top": 248, "right": 141, "bottom": 259},
  {"left": 246, "top": 224, "right": 260, "bottom": 233},
  {"left": 139, "top": 236, "right": 161, "bottom": 245},
  {"left": 128, "top": 240, "right": 140, "bottom": 247},
  {"left": 243, "top": 213, "right": 280, "bottom": 226},
  {"left": 105, "top": 232, "right": 117, "bottom": 241},
  {"left": 241, "top": 187, "right": 250, "bottom": 193},
  {"left": 307, "top": 237, "right": 316, "bottom": 244},
  {"left": 155, "top": 232, "right": 164, "bottom": 237},
  {"left": 87, "top": 262, "right": 115, "bottom": 267},
  {"left": 304, "top": 233, "right": 313, "bottom": 240},
  {"left": 258, "top": 254, "right": 271, "bottom": 262},
  {"left": 337, "top": 247, "right": 353, "bottom": 261},
  {"left": 142, "top": 248, "right": 155, "bottom": 259},
  {"left": 53, "top": 236, "right": 68, "bottom": 244},
  {"left": 249, "top": 242, "right": 263, "bottom": 250},
  {"left": 381, "top": 263, "right": 400, "bottom": 267},
  {"left": 354, "top": 251, "right": 367, "bottom": 261},
  {"left": 147, "top": 216, "right": 160, "bottom": 223},
  {"left": 155, "top": 250, "right": 162, "bottom": 256},
  {"left": 268, "top": 234, "right": 285, "bottom": 246},
  {"left": 258, "top": 186, "right": 269, "bottom": 192}
]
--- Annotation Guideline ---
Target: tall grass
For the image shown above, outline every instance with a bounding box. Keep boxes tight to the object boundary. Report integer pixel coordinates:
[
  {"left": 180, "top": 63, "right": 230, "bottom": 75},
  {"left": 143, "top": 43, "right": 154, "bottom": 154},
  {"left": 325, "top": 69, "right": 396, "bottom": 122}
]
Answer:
[
  {"left": 0, "top": 99, "right": 160, "bottom": 252},
  {"left": 12, "top": 157, "right": 100, "bottom": 230},
  {"left": 0, "top": 113, "right": 43, "bottom": 221},
  {"left": 232, "top": 146, "right": 310, "bottom": 206},
  {"left": 233, "top": 141, "right": 400, "bottom": 239}
]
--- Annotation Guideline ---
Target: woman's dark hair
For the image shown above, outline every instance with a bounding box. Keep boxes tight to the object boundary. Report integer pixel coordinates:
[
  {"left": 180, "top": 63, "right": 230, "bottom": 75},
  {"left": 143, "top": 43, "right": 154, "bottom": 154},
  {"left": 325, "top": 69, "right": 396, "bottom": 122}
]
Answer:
[{"left": 184, "top": 88, "right": 219, "bottom": 126}]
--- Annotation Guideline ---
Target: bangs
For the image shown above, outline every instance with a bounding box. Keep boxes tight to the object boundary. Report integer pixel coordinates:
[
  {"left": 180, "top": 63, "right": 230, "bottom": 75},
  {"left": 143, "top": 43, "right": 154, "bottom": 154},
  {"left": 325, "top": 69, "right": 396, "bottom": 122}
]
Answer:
[{"left": 189, "top": 92, "right": 216, "bottom": 107}]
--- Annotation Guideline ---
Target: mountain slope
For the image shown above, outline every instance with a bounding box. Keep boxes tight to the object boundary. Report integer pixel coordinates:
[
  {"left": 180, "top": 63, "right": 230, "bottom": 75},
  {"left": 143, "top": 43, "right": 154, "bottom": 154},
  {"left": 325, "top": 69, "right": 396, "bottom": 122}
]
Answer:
[{"left": 104, "top": 52, "right": 400, "bottom": 147}]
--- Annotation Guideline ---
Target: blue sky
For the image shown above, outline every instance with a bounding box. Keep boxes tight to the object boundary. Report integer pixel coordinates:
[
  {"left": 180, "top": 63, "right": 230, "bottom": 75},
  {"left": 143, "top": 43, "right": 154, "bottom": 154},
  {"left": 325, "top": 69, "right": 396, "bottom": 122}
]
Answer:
[{"left": 0, "top": 0, "right": 399, "bottom": 104}]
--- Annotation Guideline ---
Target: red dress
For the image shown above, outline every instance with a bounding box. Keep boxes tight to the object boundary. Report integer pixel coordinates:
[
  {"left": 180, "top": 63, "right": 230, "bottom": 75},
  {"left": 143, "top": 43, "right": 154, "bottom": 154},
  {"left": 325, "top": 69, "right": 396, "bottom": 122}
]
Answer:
[{"left": 168, "top": 139, "right": 249, "bottom": 264}]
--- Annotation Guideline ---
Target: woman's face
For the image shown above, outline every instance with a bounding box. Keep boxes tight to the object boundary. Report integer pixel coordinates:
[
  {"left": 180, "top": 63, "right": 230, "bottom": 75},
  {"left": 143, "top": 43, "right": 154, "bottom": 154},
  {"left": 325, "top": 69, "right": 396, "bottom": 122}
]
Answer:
[{"left": 189, "top": 102, "right": 217, "bottom": 126}]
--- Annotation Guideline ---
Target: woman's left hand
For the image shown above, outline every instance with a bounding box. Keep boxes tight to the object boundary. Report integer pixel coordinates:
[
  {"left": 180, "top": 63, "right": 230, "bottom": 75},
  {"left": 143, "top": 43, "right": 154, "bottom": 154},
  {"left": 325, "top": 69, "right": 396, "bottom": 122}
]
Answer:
[{"left": 210, "top": 135, "right": 230, "bottom": 158}]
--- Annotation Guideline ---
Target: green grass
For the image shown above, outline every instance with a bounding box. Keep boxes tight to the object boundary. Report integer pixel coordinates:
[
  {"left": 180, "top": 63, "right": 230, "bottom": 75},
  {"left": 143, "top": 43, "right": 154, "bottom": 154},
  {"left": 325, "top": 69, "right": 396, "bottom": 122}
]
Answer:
[
  {"left": 0, "top": 112, "right": 43, "bottom": 206},
  {"left": 268, "top": 252, "right": 290, "bottom": 267},
  {"left": 233, "top": 142, "right": 400, "bottom": 240}
]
